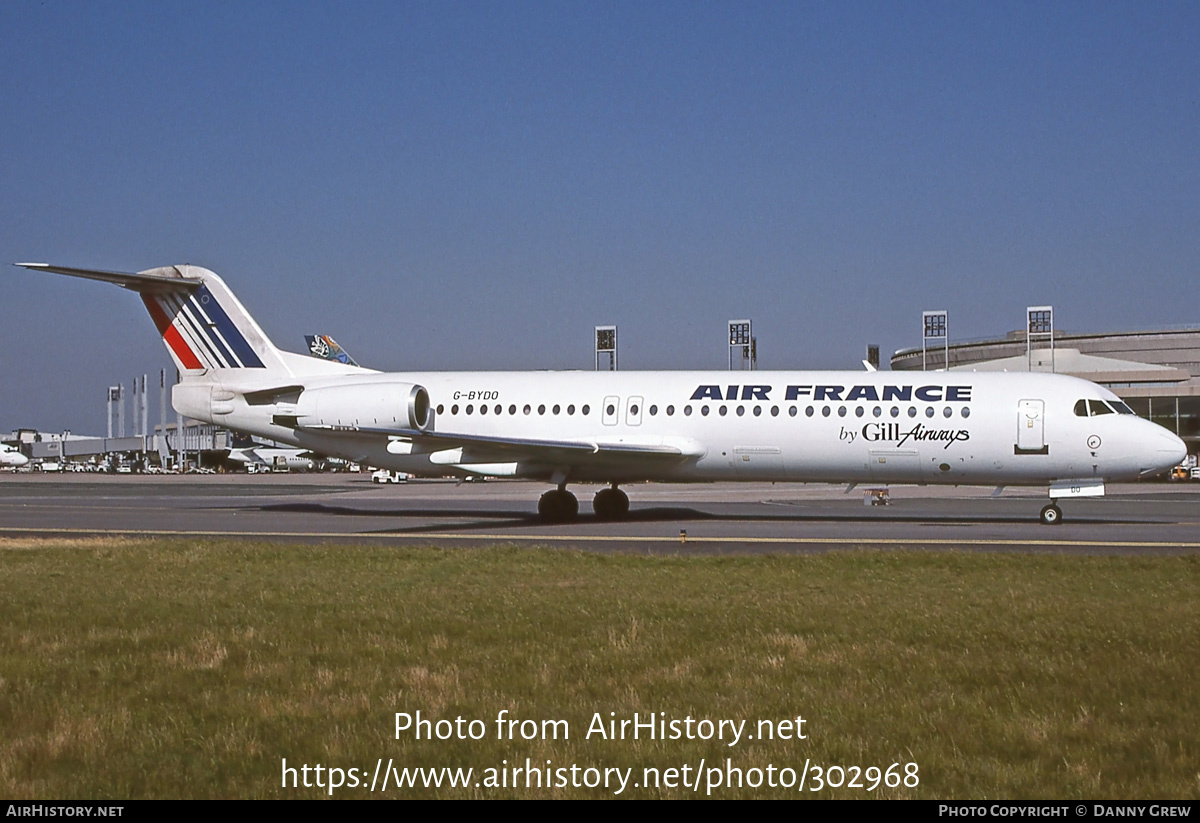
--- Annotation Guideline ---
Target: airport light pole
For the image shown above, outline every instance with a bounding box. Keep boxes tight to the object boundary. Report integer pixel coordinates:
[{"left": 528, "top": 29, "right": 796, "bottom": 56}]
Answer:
[
  {"left": 175, "top": 369, "right": 184, "bottom": 471},
  {"left": 922, "top": 311, "right": 948, "bottom": 371},
  {"left": 866, "top": 344, "right": 880, "bottom": 370},
  {"left": 160, "top": 370, "right": 167, "bottom": 465},
  {"left": 595, "top": 326, "right": 617, "bottom": 371},
  {"left": 106, "top": 386, "right": 122, "bottom": 439},
  {"left": 729, "top": 320, "right": 753, "bottom": 370},
  {"left": 1027, "top": 306, "right": 1054, "bottom": 372}
]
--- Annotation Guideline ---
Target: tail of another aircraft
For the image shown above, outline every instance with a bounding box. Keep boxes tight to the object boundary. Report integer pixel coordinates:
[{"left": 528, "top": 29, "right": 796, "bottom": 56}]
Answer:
[
  {"left": 305, "top": 334, "right": 360, "bottom": 367},
  {"left": 17, "top": 263, "right": 368, "bottom": 380}
]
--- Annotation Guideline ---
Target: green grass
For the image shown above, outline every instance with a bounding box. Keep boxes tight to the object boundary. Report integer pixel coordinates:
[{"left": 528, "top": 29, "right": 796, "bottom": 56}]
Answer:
[{"left": 1, "top": 538, "right": 1198, "bottom": 798}]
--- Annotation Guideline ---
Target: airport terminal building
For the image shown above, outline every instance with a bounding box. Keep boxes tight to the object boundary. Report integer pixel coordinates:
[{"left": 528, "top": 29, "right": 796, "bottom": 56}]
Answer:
[{"left": 892, "top": 327, "right": 1200, "bottom": 457}]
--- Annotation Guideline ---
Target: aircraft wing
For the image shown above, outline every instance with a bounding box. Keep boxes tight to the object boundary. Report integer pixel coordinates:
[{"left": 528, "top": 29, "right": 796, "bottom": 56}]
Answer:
[{"left": 295, "top": 423, "right": 706, "bottom": 466}]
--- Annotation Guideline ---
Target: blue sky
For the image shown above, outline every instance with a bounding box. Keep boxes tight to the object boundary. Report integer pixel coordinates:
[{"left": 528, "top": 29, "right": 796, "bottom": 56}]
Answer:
[{"left": 4, "top": 1, "right": 1198, "bottom": 434}]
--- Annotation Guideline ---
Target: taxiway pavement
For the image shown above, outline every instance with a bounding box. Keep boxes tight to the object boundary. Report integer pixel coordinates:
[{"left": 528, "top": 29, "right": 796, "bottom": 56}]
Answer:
[{"left": 2, "top": 474, "right": 1199, "bottom": 554}]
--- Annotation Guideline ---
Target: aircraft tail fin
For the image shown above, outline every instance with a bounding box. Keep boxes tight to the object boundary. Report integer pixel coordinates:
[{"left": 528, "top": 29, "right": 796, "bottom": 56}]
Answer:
[
  {"left": 305, "top": 334, "right": 360, "bottom": 367},
  {"left": 19, "top": 263, "right": 295, "bottom": 377}
]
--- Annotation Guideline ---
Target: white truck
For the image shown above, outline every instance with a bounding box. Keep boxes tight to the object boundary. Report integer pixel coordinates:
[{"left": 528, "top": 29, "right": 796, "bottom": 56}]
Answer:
[{"left": 371, "top": 469, "right": 409, "bottom": 484}]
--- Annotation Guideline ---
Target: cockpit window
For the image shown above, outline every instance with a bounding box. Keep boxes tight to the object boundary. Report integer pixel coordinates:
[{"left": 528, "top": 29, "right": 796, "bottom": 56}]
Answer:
[
  {"left": 1075, "top": 399, "right": 1122, "bottom": 417},
  {"left": 1111, "top": 401, "right": 1135, "bottom": 415}
]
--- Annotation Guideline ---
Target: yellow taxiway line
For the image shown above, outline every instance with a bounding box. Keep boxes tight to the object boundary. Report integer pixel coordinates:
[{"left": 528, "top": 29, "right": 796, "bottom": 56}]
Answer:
[{"left": 2, "top": 526, "right": 1200, "bottom": 550}]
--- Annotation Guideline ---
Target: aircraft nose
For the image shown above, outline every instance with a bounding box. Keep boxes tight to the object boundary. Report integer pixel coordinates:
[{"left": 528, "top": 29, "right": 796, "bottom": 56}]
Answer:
[
  {"left": 1164, "top": 430, "right": 1188, "bottom": 466},
  {"left": 1143, "top": 426, "right": 1187, "bottom": 475}
]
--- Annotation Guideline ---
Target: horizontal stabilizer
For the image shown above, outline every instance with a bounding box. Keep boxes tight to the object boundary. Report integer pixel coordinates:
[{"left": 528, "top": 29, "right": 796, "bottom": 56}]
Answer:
[
  {"left": 17, "top": 261, "right": 301, "bottom": 375},
  {"left": 16, "top": 263, "right": 202, "bottom": 294}
]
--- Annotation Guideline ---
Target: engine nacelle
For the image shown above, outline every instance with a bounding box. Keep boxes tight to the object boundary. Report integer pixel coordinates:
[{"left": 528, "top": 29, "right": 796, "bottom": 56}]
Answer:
[{"left": 295, "top": 381, "right": 431, "bottom": 431}]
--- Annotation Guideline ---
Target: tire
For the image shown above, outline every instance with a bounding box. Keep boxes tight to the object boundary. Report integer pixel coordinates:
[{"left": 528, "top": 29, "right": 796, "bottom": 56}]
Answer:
[
  {"left": 538, "top": 489, "right": 579, "bottom": 523},
  {"left": 562, "top": 492, "right": 579, "bottom": 520},
  {"left": 593, "top": 487, "right": 630, "bottom": 521},
  {"left": 1040, "top": 504, "right": 1062, "bottom": 526}
]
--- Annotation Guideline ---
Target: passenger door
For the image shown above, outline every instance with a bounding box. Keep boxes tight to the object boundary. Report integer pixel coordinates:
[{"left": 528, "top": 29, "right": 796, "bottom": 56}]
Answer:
[{"left": 1016, "top": 399, "right": 1047, "bottom": 454}]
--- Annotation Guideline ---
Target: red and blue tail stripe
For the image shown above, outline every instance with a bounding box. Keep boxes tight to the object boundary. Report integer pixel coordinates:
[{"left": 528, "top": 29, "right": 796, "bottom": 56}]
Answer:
[{"left": 142, "top": 285, "right": 266, "bottom": 370}]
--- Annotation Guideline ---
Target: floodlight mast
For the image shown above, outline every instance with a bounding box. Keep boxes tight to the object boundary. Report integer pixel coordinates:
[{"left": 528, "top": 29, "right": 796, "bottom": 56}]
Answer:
[
  {"left": 728, "top": 319, "right": 753, "bottom": 370},
  {"left": 160, "top": 369, "right": 168, "bottom": 465},
  {"left": 106, "top": 385, "right": 123, "bottom": 439},
  {"left": 922, "top": 311, "right": 948, "bottom": 371},
  {"left": 594, "top": 325, "right": 617, "bottom": 371},
  {"left": 1027, "top": 306, "right": 1054, "bottom": 372},
  {"left": 866, "top": 344, "right": 880, "bottom": 370}
]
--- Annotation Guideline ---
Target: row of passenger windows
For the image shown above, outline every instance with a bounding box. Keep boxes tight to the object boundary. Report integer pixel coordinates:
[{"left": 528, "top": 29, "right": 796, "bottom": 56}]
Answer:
[
  {"left": 434, "top": 402, "right": 972, "bottom": 419},
  {"left": 437, "top": 403, "right": 592, "bottom": 417}
]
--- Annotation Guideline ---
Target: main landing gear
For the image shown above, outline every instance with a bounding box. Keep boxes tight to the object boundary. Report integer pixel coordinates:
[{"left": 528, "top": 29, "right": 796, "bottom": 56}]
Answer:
[
  {"left": 1039, "top": 503, "right": 1063, "bottom": 526},
  {"left": 538, "top": 487, "right": 579, "bottom": 523},
  {"left": 536, "top": 484, "right": 630, "bottom": 523},
  {"left": 592, "top": 485, "right": 630, "bottom": 521}
]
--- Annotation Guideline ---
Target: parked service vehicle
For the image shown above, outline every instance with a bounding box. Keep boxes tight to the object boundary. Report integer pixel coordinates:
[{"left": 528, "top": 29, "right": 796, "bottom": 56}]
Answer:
[{"left": 372, "top": 469, "right": 408, "bottom": 484}]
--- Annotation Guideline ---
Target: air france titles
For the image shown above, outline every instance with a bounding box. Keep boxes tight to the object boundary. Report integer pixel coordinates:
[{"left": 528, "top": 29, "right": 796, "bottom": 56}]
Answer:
[
  {"left": 688, "top": 384, "right": 972, "bottom": 403},
  {"left": 690, "top": 384, "right": 973, "bottom": 449}
]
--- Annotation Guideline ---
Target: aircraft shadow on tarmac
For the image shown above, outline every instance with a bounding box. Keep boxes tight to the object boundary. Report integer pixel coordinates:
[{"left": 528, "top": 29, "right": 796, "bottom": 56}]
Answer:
[{"left": 255, "top": 502, "right": 1149, "bottom": 533}]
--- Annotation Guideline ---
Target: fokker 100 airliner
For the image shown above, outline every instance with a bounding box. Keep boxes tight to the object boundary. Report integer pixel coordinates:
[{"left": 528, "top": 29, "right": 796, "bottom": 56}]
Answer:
[{"left": 18, "top": 263, "right": 1186, "bottom": 525}]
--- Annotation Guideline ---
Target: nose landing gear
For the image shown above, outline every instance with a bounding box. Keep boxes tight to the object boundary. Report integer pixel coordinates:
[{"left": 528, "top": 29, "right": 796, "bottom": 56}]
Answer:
[{"left": 1039, "top": 503, "right": 1063, "bottom": 526}]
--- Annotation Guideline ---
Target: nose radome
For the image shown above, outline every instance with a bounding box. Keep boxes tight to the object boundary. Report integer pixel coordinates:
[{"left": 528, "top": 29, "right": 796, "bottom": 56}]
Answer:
[
  {"left": 1160, "top": 429, "right": 1188, "bottom": 466},
  {"left": 1134, "top": 421, "right": 1188, "bottom": 477}
]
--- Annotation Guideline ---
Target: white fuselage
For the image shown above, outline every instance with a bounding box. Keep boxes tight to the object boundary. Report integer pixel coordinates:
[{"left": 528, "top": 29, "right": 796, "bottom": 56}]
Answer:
[
  {"left": 22, "top": 262, "right": 1186, "bottom": 514},
  {"left": 0, "top": 445, "right": 29, "bottom": 468},
  {"left": 226, "top": 446, "right": 316, "bottom": 472},
  {"left": 184, "top": 369, "right": 1185, "bottom": 487}
]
